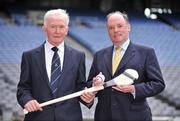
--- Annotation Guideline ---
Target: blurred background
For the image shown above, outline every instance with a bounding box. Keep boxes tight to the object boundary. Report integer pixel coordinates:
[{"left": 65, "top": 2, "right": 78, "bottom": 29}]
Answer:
[{"left": 0, "top": 0, "right": 180, "bottom": 121}]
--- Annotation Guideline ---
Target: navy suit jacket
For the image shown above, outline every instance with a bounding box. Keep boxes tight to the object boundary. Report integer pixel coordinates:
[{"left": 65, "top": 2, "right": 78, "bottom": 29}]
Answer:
[
  {"left": 88, "top": 42, "right": 165, "bottom": 121},
  {"left": 17, "top": 43, "right": 86, "bottom": 121}
]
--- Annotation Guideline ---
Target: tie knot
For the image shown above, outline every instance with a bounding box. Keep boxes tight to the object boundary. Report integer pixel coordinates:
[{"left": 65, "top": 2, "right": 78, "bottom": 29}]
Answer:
[
  {"left": 52, "top": 47, "right": 58, "bottom": 52},
  {"left": 115, "top": 47, "right": 121, "bottom": 51}
]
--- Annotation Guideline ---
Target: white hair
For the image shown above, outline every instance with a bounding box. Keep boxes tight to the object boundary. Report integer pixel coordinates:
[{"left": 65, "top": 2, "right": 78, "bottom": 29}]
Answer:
[{"left": 44, "top": 8, "right": 69, "bottom": 26}]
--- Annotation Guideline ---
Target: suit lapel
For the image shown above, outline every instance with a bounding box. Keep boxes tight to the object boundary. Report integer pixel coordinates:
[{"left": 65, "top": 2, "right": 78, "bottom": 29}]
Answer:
[
  {"left": 103, "top": 46, "right": 113, "bottom": 76},
  {"left": 34, "top": 44, "right": 51, "bottom": 91},
  {"left": 57, "top": 44, "right": 72, "bottom": 89},
  {"left": 115, "top": 42, "right": 135, "bottom": 75},
  {"left": 61, "top": 44, "right": 72, "bottom": 75}
]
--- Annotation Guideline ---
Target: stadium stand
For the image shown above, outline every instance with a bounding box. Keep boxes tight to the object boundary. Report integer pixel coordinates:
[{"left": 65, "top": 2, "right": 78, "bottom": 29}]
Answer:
[
  {"left": 0, "top": 15, "right": 45, "bottom": 120},
  {"left": 158, "top": 12, "right": 180, "bottom": 30},
  {"left": 0, "top": 18, "right": 6, "bottom": 25},
  {"left": 0, "top": 9, "right": 180, "bottom": 121}
]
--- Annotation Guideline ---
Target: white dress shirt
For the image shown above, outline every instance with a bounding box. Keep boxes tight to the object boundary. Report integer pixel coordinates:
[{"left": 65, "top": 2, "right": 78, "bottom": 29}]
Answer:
[
  {"left": 45, "top": 41, "right": 64, "bottom": 82},
  {"left": 112, "top": 38, "right": 130, "bottom": 59}
]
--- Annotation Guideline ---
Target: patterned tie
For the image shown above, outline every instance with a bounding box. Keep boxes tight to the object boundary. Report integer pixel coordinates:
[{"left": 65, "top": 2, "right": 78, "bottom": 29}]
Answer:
[
  {"left": 112, "top": 47, "right": 122, "bottom": 75},
  {"left": 50, "top": 47, "right": 62, "bottom": 97}
]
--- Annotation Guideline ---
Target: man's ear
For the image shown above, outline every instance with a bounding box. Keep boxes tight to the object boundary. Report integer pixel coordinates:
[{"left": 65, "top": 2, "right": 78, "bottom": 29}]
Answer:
[
  {"left": 66, "top": 26, "right": 69, "bottom": 35},
  {"left": 42, "top": 25, "right": 46, "bottom": 32},
  {"left": 128, "top": 24, "right": 131, "bottom": 32}
]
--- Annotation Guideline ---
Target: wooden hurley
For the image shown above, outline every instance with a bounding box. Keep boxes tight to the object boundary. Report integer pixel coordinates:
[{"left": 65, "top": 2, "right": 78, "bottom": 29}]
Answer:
[{"left": 23, "top": 69, "right": 138, "bottom": 114}]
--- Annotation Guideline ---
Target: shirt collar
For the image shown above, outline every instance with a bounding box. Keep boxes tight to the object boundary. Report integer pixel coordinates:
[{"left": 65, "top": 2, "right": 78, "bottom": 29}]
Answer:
[
  {"left": 114, "top": 38, "right": 130, "bottom": 51},
  {"left": 45, "top": 40, "right": 64, "bottom": 53}
]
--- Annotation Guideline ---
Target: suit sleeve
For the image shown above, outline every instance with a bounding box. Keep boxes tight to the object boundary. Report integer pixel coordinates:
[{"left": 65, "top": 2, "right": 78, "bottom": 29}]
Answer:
[
  {"left": 87, "top": 53, "right": 99, "bottom": 87},
  {"left": 134, "top": 49, "right": 165, "bottom": 100},
  {"left": 75, "top": 52, "right": 88, "bottom": 104},
  {"left": 76, "top": 52, "right": 87, "bottom": 91},
  {"left": 17, "top": 52, "right": 34, "bottom": 108},
  {"left": 80, "top": 52, "right": 99, "bottom": 108}
]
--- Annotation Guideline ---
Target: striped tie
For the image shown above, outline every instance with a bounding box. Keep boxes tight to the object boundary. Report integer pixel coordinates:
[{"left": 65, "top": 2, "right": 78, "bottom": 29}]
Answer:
[{"left": 50, "top": 47, "right": 61, "bottom": 97}]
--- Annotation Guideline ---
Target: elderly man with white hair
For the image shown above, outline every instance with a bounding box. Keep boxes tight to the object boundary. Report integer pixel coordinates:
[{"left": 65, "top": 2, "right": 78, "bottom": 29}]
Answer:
[{"left": 17, "top": 8, "right": 87, "bottom": 121}]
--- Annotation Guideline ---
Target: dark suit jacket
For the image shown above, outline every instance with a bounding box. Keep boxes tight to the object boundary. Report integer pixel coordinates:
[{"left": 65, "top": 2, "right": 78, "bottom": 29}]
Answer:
[
  {"left": 17, "top": 43, "right": 86, "bottom": 121},
  {"left": 88, "top": 42, "right": 165, "bottom": 121}
]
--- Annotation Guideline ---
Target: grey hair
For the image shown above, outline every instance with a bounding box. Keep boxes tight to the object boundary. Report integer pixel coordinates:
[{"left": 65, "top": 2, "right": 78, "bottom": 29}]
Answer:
[
  {"left": 44, "top": 8, "right": 69, "bottom": 26},
  {"left": 107, "top": 11, "right": 129, "bottom": 23}
]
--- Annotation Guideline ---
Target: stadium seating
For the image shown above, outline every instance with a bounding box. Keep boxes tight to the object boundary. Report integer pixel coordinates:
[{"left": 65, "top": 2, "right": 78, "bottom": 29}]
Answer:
[
  {"left": 0, "top": 24, "right": 45, "bottom": 120},
  {"left": 0, "top": 17, "right": 6, "bottom": 25},
  {"left": 0, "top": 9, "right": 180, "bottom": 120}
]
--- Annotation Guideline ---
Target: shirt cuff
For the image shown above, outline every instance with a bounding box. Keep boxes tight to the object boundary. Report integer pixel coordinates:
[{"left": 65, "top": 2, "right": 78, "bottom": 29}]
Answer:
[{"left": 131, "top": 90, "right": 136, "bottom": 99}]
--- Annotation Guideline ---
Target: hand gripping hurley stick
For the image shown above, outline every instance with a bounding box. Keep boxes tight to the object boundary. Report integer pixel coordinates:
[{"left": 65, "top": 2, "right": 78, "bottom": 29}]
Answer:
[{"left": 23, "top": 69, "right": 138, "bottom": 114}]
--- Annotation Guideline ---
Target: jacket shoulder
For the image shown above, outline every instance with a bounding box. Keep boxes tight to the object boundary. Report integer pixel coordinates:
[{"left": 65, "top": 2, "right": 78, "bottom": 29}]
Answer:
[
  {"left": 95, "top": 46, "right": 113, "bottom": 54},
  {"left": 133, "top": 42, "right": 153, "bottom": 50},
  {"left": 23, "top": 44, "right": 44, "bottom": 55},
  {"left": 66, "top": 45, "right": 85, "bottom": 55}
]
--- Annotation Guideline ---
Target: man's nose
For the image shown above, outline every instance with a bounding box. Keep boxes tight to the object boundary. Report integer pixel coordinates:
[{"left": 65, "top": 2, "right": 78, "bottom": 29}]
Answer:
[
  {"left": 114, "top": 26, "right": 118, "bottom": 32},
  {"left": 55, "top": 27, "right": 60, "bottom": 33}
]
